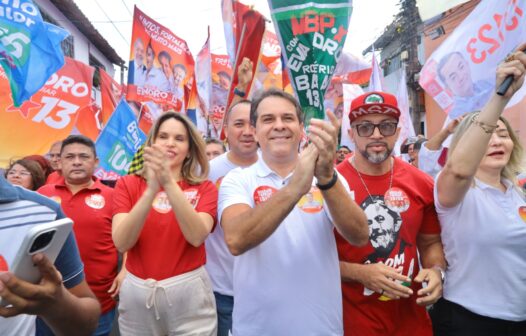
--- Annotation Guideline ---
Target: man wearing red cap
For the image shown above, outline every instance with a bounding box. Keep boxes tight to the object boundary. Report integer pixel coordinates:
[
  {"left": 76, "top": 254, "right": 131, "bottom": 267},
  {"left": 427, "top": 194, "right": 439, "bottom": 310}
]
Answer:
[{"left": 335, "top": 91, "right": 446, "bottom": 335}]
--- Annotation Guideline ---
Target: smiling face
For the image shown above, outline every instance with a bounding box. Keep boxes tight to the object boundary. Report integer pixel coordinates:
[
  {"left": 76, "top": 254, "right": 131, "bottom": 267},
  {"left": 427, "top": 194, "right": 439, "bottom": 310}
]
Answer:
[
  {"left": 350, "top": 114, "right": 400, "bottom": 165},
  {"left": 154, "top": 117, "right": 190, "bottom": 171},
  {"left": 439, "top": 53, "right": 473, "bottom": 97},
  {"left": 254, "top": 95, "right": 303, "bottom": 165},
  {"left": 134, "top": 39, "right": 145, "bottom": 66},
  {"left": 146, "top": 45, "right": 155, "bottom": 70},
  {"left": 225, "top": 102, "right": 257, "bottom": 160},
  {"left": 159, "top": 55, "right": 172, "bottom": 79}
]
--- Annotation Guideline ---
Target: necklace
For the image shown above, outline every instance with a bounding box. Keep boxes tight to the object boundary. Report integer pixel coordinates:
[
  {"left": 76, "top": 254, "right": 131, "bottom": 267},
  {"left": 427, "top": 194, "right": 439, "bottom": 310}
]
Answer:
[{"left": 352, "top": 157, "right": 394, "bottom": 213}]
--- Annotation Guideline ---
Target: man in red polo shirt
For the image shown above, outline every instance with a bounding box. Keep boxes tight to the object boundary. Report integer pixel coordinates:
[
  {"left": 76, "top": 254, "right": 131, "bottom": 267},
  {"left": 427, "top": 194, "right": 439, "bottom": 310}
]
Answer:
[{"left": 38, "top": 135, "right": 125, "bottom": 336}]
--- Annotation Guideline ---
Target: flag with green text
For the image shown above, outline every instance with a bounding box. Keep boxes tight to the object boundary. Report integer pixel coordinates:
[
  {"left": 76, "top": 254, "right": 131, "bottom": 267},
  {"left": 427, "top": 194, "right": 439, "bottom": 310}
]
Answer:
[{"left": 268, "top": 0, "right": 353, "bottom": 123}]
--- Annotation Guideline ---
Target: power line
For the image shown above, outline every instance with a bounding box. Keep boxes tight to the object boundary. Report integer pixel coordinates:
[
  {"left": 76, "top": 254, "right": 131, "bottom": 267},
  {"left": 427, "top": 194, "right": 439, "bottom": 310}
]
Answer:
[
  {"left": 93, "top": 0, "right": 130, "bottom": 47},
  {"left": 121, "top": 0, "right": 133, "bottom": 16}
]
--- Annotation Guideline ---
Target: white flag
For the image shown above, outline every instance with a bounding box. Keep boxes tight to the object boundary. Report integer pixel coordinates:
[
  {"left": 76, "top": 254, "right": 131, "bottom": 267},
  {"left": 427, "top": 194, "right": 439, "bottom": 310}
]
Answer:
[
  {"left": 395, "top": 66, "right": 416, "bottom": 156},
  {"left": 367, "top": 47, "right": 384, "bottom": 92}
]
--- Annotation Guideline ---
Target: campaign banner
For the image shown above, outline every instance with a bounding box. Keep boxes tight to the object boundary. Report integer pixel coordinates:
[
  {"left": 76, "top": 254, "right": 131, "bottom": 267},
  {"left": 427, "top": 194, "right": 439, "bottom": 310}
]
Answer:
[
  {"left": 269, "top": 0, "right": 353, "bottom": 124},
  {"left": 0, "top": 57, "right": 93, "bottom": 166},
  {"left": 333, "top": 51, "right": 371, "bottom": 85},
  {"left": 250, "top": 30, "right": 293, "bottom": 96},
  {"left": 0, "top": 0, "right": 69, "bottom": 107},
  {"left": 196, "top": 29, "right": 212, "bottom": 136},
  {"left": 209, "top": 54, "right": 233, "bottom": 138},
  {"left": 225, "top": 2, "right": 266, "bottom": 109},
  {"left": 95, "top": 100, "right": 146, "bottom": 180},
  {"left": 394, "top": 67, "right": 416, "bottom": 156},
  {"left": 367, "top": 48, "right": 384, "bottom": 92},
  {"left": 75, "top": 97, "right": 102, "bottom": 141},
  {"left": 100, "top": 68, "right": 124, "bottom": 125},
  {"left": 126, "top": 6, "right": 195, "bottom": 112},
  {"left": 419, "top": 0, "right": 526, "bottom": 119}
]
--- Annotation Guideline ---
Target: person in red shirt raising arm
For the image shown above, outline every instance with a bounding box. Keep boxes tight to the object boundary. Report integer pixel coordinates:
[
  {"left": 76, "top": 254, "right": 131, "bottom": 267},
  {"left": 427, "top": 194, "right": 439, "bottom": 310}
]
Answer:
[{"left": 112, "top": 112, "right": 217, "bottom": 335}]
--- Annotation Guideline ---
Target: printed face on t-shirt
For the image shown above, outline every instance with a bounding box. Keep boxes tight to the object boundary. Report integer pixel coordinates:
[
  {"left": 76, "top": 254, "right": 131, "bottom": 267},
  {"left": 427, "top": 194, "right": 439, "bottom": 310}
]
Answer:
[{"left": 363, "top": 197, "right": 402, "bottom": 254}]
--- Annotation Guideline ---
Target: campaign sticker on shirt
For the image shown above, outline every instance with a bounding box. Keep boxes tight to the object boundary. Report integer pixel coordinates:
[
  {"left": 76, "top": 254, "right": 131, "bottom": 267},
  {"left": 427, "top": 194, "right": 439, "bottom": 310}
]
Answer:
[
  {"left": 384, "top": 187, "right": 410, "bottom": 213},
  {"left": 184, "top": 188, "right": 201, "bottom": 209},
  {"left": 50, "top": 196, "right": 61, "bottom": 204},
  {"left": 297, "top": 186, "right": 323, "bottom": 213},
  {"left": 152, "top": 191, "right": 172, "bottom": 214},
  {"left": 215, "top": 176, "right": 224, "bottom": 190},
  {"left": 85, "top": 194, "right": 105, "bottom": 209},
  {"left": 253, "top": 186, "right": 277, "bottom": 205},
  {"left": 519, "top": 206, "right": 526, "bottom": 223},
  {"left": 0, "top": 255, "right": 8, "bottom": 272}
]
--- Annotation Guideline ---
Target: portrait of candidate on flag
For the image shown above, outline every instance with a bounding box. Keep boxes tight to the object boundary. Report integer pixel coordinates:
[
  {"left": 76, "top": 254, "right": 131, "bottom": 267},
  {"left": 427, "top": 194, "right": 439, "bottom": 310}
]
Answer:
[
  {"left": 126, "top": 6, "right": 195, "bottom": 113},
  {"left": 419, "top": 0, "right": 526, "bottom": 120}
]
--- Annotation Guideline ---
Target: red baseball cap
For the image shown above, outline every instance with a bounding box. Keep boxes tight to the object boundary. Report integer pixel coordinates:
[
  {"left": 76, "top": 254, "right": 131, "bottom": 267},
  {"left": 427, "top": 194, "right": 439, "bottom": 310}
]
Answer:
[{"left": 349, "top": 91, "right": 401, "bottom": 123}]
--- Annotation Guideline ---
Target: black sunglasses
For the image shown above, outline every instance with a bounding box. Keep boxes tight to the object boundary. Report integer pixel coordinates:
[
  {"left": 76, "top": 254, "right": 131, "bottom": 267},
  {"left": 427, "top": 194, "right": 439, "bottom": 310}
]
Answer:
[{"left": 352, "top": 121, "right": 398, "bottom": 137}]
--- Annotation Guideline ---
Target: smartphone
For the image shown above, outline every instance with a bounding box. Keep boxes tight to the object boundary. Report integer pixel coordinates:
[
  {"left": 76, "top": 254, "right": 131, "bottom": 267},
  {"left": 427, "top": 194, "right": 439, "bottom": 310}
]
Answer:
[{"left": 0, "top": 218, "right": 73, "bottom": 306}]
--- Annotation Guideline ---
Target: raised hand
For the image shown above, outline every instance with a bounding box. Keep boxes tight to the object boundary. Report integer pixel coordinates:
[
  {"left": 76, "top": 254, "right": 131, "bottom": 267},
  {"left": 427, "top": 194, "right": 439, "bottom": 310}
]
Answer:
[{"left": 308, "top": 110, "right": 339, "bottom": 184}]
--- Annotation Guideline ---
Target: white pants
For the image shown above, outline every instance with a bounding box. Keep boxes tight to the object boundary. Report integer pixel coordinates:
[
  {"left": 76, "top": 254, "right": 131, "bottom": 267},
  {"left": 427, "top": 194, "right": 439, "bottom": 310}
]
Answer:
[{"left": 118, "top": 266, "right": 217, "bottom": 336}]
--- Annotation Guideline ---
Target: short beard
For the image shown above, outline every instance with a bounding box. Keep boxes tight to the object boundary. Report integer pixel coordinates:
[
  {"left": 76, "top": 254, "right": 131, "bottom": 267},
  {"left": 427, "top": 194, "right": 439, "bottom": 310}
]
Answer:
[{"left": 360, "top": 143, "right": 392, "bottom": 164}]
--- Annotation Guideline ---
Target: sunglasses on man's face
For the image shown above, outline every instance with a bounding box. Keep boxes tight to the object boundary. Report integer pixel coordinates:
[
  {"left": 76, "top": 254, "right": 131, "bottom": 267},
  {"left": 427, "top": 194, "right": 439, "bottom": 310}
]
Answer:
[{"left": 352, "top": 121, "right": 398, "bottom": 137}]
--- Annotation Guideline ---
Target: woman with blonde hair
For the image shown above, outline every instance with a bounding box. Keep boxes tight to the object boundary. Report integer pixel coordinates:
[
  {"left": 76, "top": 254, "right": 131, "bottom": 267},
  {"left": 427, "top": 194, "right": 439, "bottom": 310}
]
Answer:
[
  {"left": 431, "top": 46, "right": 526, "bottom": 335},
  {"left": 113, "top": 112, "right": 217, "bottom": 335}
]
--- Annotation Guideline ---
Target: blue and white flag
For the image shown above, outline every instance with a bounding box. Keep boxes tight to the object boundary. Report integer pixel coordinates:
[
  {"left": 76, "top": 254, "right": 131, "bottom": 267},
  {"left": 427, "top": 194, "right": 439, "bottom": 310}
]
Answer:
[
  {"left": 0, "top": 0, "right": 69, "bottom": 106},
  {"left": 95, "top": 100, "right": 146, "bottom": 180}
]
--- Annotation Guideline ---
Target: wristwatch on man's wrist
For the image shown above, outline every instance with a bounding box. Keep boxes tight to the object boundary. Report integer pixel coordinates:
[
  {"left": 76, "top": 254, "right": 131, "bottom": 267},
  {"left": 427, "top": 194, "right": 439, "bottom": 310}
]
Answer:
[{"left": 432, "top": 265, "right": 446, "bottom": 283}]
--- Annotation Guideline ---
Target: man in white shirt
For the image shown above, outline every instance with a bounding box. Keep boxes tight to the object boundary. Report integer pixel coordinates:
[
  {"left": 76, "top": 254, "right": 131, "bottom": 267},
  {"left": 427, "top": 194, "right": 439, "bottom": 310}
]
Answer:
[
  {"left": 219, "top": 89, "right": 368, "bottom": 335},
  {"left": 128, "top": 38, "right": 146, "bottom": 87},
  {"left": 206, "top": 99, "right": 258, "bottom": 336}
]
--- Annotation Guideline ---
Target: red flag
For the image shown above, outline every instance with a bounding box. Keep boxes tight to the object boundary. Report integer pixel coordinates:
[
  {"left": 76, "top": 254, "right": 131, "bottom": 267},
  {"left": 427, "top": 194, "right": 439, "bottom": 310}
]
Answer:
[
  {"left": 226, "top": 3, "right": 266, "bottom": 108},
  {"left": 100, "top": 69, "right": 124, "bottom": 125}
]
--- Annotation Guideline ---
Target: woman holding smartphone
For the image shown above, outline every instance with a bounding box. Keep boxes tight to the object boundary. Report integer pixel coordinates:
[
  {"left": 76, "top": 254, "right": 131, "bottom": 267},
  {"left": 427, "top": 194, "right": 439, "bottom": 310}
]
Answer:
[
  {"left": 431, "top": 46, "right": 526, "bottom": 335},
  {"left": 112, "top": 112, "right": 217, "bottom": 335}
]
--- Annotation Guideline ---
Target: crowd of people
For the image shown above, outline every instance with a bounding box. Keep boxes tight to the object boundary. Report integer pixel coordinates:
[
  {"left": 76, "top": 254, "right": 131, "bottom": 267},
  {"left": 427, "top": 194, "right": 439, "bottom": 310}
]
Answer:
[{"left": 0, "top": 46, "right": 525, "bottom": 336}]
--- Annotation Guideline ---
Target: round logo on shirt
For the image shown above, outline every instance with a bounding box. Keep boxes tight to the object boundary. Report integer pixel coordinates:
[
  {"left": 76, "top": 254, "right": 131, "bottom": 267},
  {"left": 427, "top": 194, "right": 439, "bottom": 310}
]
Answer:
[
  {"left": 297, "top": 186, "right": 323, "bottom": 213},
  {"left": 253, "top": 186, "right": 277, "bottom": 205},
  {"left": 184, "top": 188, "right": 201, "bottom": 209},
  {"left": 215, "top": 176, "right": 224, "bottom": 190},
  {"left": 519, "top": 206, "right": 526, "bottom": 223},
  {"left": 384, "top": 187, "right": 410, "bottom": 213},
  {"left": 50, "top": 196, "right": 61, "bottom": 204},
  {"left": 0, "top": 255, "right": 8, "bottom": 272},
  {"left": 152, "top": 191, "right": 171, "bottom": 214},
  {"left": 85, "top": 194, "right": 105, "bottom": 209}
]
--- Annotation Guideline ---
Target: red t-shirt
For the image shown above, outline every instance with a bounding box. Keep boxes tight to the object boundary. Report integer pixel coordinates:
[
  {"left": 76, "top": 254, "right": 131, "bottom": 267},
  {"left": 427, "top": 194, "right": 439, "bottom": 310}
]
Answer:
[
  {"left": 335, "top": 158, "right": 440, "bottom": 336},
  {"left": 45, "top": 171, "right": 62, "bottom": 185},
  {"left": 113, "top": 175, "right": 217, "bottom": 281},
  {"left": 38, "top": 177, "right": 117, "bottom": 313}
]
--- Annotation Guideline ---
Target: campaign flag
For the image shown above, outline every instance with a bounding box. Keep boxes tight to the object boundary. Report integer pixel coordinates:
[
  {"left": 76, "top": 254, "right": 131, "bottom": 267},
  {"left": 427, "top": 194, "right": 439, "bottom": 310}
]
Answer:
[
  {"left": 0, "top": 0, "right": 69, "bottom": 107},
  {"left": 94, "top": 100, "right": 146, "bottom": 180},
  {"left": 0, "top": 57, "right": 93, "bottom": 166},
  {"left": 419, "top": 0, "right": 526, "bottom": 120},
  {"left": 416, "top": 0, "right": 470, "bottom": 21},
  {"left": 221, "top": 0, "right": 237, "bottom": 65},
  {"left": 367, "top": 47, "right": 384, "bottom": 92},
  {"left": 209, "top": 54, "right": 233, "bottom": 138},
  {"left": 75, "top": 97, "right": 102, "bottom": 141},
  {"left": 100, "top": 68, "right": 124, "bottom": 125},
  {"left": 126, "top": 6, "right": 195, "bottom": 113},
  {"left": 226, "top": 3, "right": 266, "bottom": 108},
  {"left": 250, "top": 30, "right": 293, "bottom": 96},
  {"left": 340, "top": 83, "right": 364, "bottom": 150},
  {"left": 196, "top": 28, "right": 212, "bottom": 136},
  {"left": 394, "top": 67, "right": 416, "bottom": 156},
  {"left": 334, "top": 51, "right": 371, "bottom": 85},
  {"left": 268, "top": 0, "right": 353, "bottom": 124}
]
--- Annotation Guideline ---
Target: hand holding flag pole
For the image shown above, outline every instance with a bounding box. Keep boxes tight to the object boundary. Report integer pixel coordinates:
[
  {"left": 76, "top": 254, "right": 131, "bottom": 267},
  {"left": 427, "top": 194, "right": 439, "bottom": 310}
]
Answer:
[{"left": 496, "top": 46, "right": 526, "bottom": 96}]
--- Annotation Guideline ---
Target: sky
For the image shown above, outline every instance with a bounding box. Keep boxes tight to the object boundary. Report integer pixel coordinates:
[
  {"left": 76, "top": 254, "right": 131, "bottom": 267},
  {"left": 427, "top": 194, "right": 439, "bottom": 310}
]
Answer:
[{"left": 73, "top": 0, "right": 400, "bottom": 71}]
